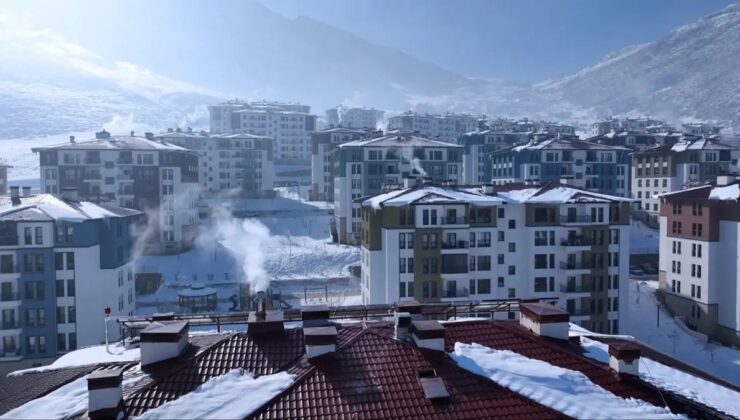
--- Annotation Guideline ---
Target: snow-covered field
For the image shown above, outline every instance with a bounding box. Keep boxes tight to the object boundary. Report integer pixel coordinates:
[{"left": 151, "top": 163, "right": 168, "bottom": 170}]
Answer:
[
  {"left": 622, "top": 279, "right": 740, "bottom": 385},
  {"left": 629, "top": 219, "right": 659, "bottom": 254}
]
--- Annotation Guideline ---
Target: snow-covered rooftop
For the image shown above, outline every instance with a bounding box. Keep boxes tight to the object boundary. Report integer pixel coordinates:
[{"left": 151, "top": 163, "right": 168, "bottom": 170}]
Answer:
[
  {"left": 505, "top": 138, "right": 630, "bottom": 152},
  {"left": 708, "top": 183, "right": 740, "bottom": 200},
  {"left": 362, "top": 185, "right": 503, "bottom": 210},
  {"left": 339, "top": 133, "right": 463, "bottom": 148},
  {"left": 495, "top": 185, "right": 635, "bottom": 204},
  {"left": 0, "top": 194, "right": 141, "bottom": 222},
  {"left": 31, "top": 135, "right": 193, "bottom": 152}
]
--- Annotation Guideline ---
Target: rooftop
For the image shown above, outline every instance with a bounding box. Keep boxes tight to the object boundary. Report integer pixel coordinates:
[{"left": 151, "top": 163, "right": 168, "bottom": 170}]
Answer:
[
  {"left": 0, "top": 194, "right": 141, "bottom": 222},
  {"left": 31, "top": 134, "right": 193, "bottom": 153},
  {"left": 496, "top": 138, "right": 630, "bottom": 153},
  {"left": 339, "top": 133, "right": 463, "bottom": 148}
]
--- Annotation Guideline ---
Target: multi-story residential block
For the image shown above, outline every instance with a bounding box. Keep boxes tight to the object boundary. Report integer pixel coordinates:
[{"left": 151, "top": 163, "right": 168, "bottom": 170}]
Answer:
[
  {"left": 457, "top": 129, "right": 530, "bottom": 184},
  {"left": 682, "top": 123, "right": 721, "bottom": 136},
  {"left": 490, "top": 138, "right": 631, "bottom": 196},
  {"left": 325, "top": 106, "right": 384, "bottom": 129},
  {"left": 591, "top": 117, "right": 671, "bottom": 137},
  {"left": 488, "top": 118, "right": 577, "bottom": 137},
  {"left": 359, "top": 182, "right": 631, "bottom": 333},
  {"left": 658, "top": 176, "right": 740, "bottom": 346},
  {"left": 209, "top": 100, "right": 317, "bottom": 162},
  {"left": 585, "top": 131, "right": 683, "bottom": 152},
  {"left": 333, "top": 133, "right": 463, "bottom": 244},
  {"left": 154, "top": 128, "right": 275, "bottom": 198},
  {"left": 309, "top": 127, "right": 382, "bottom": 202},
  {"left": 32, "top": 131, "right": 200, "bottom": 254},
  {"left": 0, "top": 188, "right": 141, "bottom": 371},
  {"left": 387, "top": 111, "right": 478, "bottom": 143},
  {"left": 0, "top": 163, "right": 10, "bottom": 196},
  {"left": 631, "top": 138, "right": 737, "bottom": 223}
]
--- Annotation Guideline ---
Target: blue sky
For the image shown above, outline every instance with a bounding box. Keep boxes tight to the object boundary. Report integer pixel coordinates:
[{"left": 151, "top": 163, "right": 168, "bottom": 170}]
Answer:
[{"left": 262, "top": 0, "right": 737, "bottom": 82}]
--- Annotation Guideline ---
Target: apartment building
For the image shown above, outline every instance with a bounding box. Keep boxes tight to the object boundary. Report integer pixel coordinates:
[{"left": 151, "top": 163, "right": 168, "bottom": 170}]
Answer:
[
  {"left": 155, "top": 129, "right": 275, "bottom": 198},
  {"left": 387, "top": 111, "right": 478, "bottom": 143},
  {"left": 209, "top": 100, "right": 317, "bottom": 162},
  {"left": 309, "top": 127, "right": 382, "bottom": 202},
  {"left": 333, "top": 133, "right": 463, "bottom": 244},
  {"left": 325, "top": 106, "right": 384, "bottom": 129},
  {"left": 32, "top": 131, "right": 200, "bottom": 254},
  {"left": 631, "top": 138, "right": 737, "bottom": 224},
  {"left": 359, "top": 182, "right": 631, "bottom": 333},
  {"left": 457, "top": 129, "right": 529, "bottom": 184},
  {"left": 658, "top": 177, "right": 740, "bottom": 346},
  {"left": 591, "top": 117, "right": 671, "bottom": 137},
  {"left": 586, "top": 131, "right": 683, "bottom": 152},
  {"left": 488, "top": 118, "right": 577, "bottom": 137},
  {"left": 682, "top": 123, "right": 721, "bottom": 136},
  {"left": 490, "top": 138, "right": 631, "bottom": 196},
  {"left": 0, "top": 189, "right": 141, "bottom": 371},
  {"left": 0, "top": 163, "right": 10, "bottom": 196}
]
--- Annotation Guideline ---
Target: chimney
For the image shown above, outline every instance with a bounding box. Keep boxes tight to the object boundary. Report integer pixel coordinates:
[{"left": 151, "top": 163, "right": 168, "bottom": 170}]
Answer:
[
  {"left": 518, "top": 301, "right": 570, "bottom": 340},
  {"left": 139, "top": 320, "right": 190, "bottom": 367},
  {"left": 716, "top": 175, "right": 736, "bottom": 186},
  {"left": 167, "top": 128, "right": 174, "bottom": 133},
  {"left": 187, "top": 126, "right": 192, "bottom": 133},
  {"left": 247, "top": 293, "right": 284, "bottom": 337},
  {"left": 395, "top": 311, "right": 412, "bottom": 340},
  {"left": 402, "top": 177, "right": 417, "bottom": 188},
  {"left": 301, "top": 304, "right": 329, "bottom": 328},
  {"left": 130, "top": 130, "right": 135, "bottom": 137},
  {"left": 22, "top": 186, "right": 31, "bottom": 197},
  {"left": 608, "top": 342, "right": 641, "bottom": 377},
  {"left": 304, "top": 326, "right": 337, "bottom": 359},
  {"left": 409, "top": 320, "right": 445, "bottom": 351},
  {"left": 87, "top": 368, "right": 125, "bottom": 420},
  {"left": 60, "top": 187, "right": 79, "bottom": 201},
  {"left": 69, "top": 135, "right": 75, "bottom": 144},
  {"left": 481, "top": 184, "right": 494, "bottom": 194},
  {"left": 95, "top": 130, "right": 110, "bottom": 140},
  {"left": 144, "top": 132, "right": 154, "bottom": 140},
  {"left": 10, "top": 186, "right": 20, "bottom": 204}
]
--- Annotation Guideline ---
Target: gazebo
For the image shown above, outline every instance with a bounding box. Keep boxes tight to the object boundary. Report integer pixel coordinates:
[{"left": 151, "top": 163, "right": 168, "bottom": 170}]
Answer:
[{"left": 178, "top": 284, "right": 218, "bottom": 313}]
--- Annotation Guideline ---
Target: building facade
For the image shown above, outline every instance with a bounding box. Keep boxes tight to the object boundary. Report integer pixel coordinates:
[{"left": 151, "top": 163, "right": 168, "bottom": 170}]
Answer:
[
  {"left": 387, "top": 111, "right": 478, "bottom": 143},
  {"left": 657, "top": 178, "right": 740, "bottom": 346},
  {"left": 33, "top": 131, "right": 200, "bottom": 254},
  {"left": 309, "top": 127, "right": 382, "bottom": 202},
  {"left": 155, "top": 129, "right": 274, "bottom": 197},
  {"left": 457, "top": 130, "right": 529, "bottom": 185},
  {"left": 490, "top": 139, "right": 631, "bottom": 196},
  {"left": 631, "top": 138, "right": 737, "bottom": 223},
  {"left": 333, "top": 133, "right": 463, "bottom": 244},
  {"left": 0, "top": 163, "right": 10, "bottom": 196},
  {"left": 209, "top": 100, "right": 316, "bottom": 162},
  {"left": 325, "top": 106, "right": 384, "bottom": 129},
  {"left": 0, "top": 190, "right": 140, "bottom": 370},
  {"left": 591, "top": 117, "right": 671, "bottom": 137},
  {"left": 360, "top": 183, "right": 632, "bottom": 334}
]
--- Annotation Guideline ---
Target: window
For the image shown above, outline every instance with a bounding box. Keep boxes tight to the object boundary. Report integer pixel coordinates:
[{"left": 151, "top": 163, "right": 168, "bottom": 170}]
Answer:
[
  {"left": 421, "top": 234, "right": 429, "bottom": 249},
  {"left": 422, "top": 281, "right": 438, "bottom": 299},
  {"left": 534, "top": 254, "right": 548, "bottom": 269},
  {"left": 57, "top": 306, "right": 66, "bottom": 324},
  {"left": 57, "top": 333, "right": 67, "bottom": 352},
  {"left": 55, "top": 253, "right": 64, "bottom": 270},
  {"left": 497, "top": 277, "right": 505, "bottom": 287},
  {"left": 497, "top": 254, "right": 504, "bottom": 264},
  {"left": 508, "top": 220, "right": 516, "bottom": 229},
  {"left": 508, "top": 242, "right": 515, "bottom": 252},
  {"left": 498, "top": 231, "right": 505, "bottom": 242},
  {"left": 407, "top": 258, "right": 414, "bottom": 273},
  {"left": 534, "top": 277, "right": 548, "bottom": 292},
  {"left": 469, "top": 256, "right": 476, "bottom": 271},
  {"left": 498, "top": 208, "right": 505, "bottom": 219},
  {"left": 671, "top": 221, "right": 682, "bottom": 234},
  {"left": 477, "top": 279, "right": 491, "bottom": 294},
  {"left": 67, "top": 279, "right": 75, "bottom": 297},
  {"left": 692, "top": 243, "right": 702, "bottom": 258},
  {"left": 399, "top": 258, "right": 406, "bottom": 273},
  {"left": 672, "top": 241, "right": 681, "bottom": 254},
  {"left": 68, "top": 306, "right": 76, "bottom": 323},
  {"left": 0, "top": 255, "right": 12, "bottom": 273},
  {"left": 56, "top": 280, "right": 65, "bottom": 297},
  {"left": 24, "top": 227, "right": 32, "bottom": 245},
  {"left": 66, "top": 252, "right": 74, "bottom": 270},
  {"left": 508, "top": 265, "right": 515, "bottom": 275},
  {"left": 477, "top": 256, "right": 491, "bottom": 271},
  {"left": 508, "top": 288, "right": 515, "bottom": 298},
  {"left": 34, "top": 227, "right": 43, "bottom": 244}
]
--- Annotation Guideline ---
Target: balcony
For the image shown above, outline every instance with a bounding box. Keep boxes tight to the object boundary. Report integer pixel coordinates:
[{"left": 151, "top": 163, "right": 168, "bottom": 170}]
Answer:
[
  {"left": 0, "top": 321, "right": 20, "bottom": 330},
  {"left": 0, "top": 292, "right": 20, "bottom": 302},
  {"left": 559, "top": 284, "right": 594, "bottom": 294},
  {"left": 561, "top": 237, "right": 594, "bottom": 247},
  {"left": 560, "top": 261, "right": 591, "bottom": 271},
  {"left": 442, "top": 240, "right": 469, "bottom": 250},
  {"left": 440, "top": 217, "right": 467, "bottom": 225},
  {"left": 441, "top": 264, "right": 468, "bottom": 274},
  {"left": 442, "top": 287, "right": 470, "bottom": 299},
  {"left": 559, "top": 215, "right": 592, "bottom": 224},
  {"left": 567, "top": 309, "right": 592, "bottom": 318}
]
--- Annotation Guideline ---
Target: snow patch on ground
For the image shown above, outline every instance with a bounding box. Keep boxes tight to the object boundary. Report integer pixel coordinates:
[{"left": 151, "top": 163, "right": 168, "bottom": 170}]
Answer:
[
  {"left": 135, "top": 369, "right": 294, "bottom": 420},
  {"left": 580, "top": 337, "right": 740, "bottom": 418},
  {"left": 9, "top": 341, "right": 140, "bottom": 376},
  {"left": 629, "top": 219, "right": 659, "bottom": 254},
  {"left": 451, "top": 342, "right": 683, "bottom": 419}
]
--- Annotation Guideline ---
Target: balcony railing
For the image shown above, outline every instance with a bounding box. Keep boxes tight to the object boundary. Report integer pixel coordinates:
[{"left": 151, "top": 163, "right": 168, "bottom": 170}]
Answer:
[
  {"left": 442, "top": 240, "right": 469, "bottom": 250},
  {"left": 560, "top": 261, "right": 590, "bottom": 270},
  {"left": 440, "top": 217, "right": 467, "bottom": 225},
  {"left": 559, "top": 215, "right": 592, "bottom": 224},
  {"left": 441, "top": 264, "right": 468, "bottom": 274},
  {"left": 561, "top": 237, "right": 594, "bottom": 247},
  {"left": 0, "top": 321, "right": 20, "bottom": 330},
  {"left": 442, "top": 287, "right": 470, "bottom": 298},
  {"left": 568, "top": 309, "right": 592, "bottom": 317},
  {"left": 0, "top": 292, "right": 20, "bottom": 302},
  {"left": 560, "top": 284, "right": 594, "bottom": 293}
]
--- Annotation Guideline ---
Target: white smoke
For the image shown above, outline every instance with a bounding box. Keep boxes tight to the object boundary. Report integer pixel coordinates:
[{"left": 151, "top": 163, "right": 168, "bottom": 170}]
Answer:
[
  {"left": 400, "top": 147, "right": 427, "bottom": 177},
  {"left": 412, "top": 157, "right": 427, "bottom": 177}
]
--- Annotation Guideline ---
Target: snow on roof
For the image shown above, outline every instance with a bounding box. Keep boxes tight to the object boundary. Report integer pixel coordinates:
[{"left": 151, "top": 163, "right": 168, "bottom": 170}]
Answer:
[
  {"left": 508, "top": 138, "right": 629, "bottom": 152},
  {"left": 135, "top": 370, "right": 294, "bottom": 420},
  {"left": 0, "top": 194, "right": 140, "bottom": 222},
  {"left": 670, "top": 138, "right": 734, "bottom": 152},
  {"left": 451, "top": 342, "right": 683, "bottom": 419},
  {"left": 708, "top": 183, "right": 740, "bottom": 201},
  {"left": 580, "top": 337, "right": 740, "bottom": 418},
  {"left": 9, "top": 341, "right": 141, "bottom": 376},
  {"left": 339, "top": 134, "right": 462, "bottom": 149},
  {"left": 363, "top": 185, "right": 504, "bottom": 210},
  {"left": 496, "top": 186, "right": 634, "bottom": 204},
  {"left": 32, "top": 136, "right": 192, "bottom": 152}
]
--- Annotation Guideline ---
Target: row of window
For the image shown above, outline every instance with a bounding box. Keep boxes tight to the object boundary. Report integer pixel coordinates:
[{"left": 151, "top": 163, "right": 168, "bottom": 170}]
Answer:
[{"left": 671, "top": 241, "right": 703, "bottom": 257}]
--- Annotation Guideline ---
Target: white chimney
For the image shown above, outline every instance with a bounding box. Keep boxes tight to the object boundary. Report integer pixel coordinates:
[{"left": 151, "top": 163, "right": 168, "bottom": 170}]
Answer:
[
  {"left": 481, "top": 184, "right": 494, "bottom": 194},
  {"left": 716, "top": 175, "right": 735, "bottom": 186},
  {"left": 69, "top": 135, "right": 75, "bottom": 144},
  {"left": 395, "top": 311, "right": 411, "bottom": 340},
  {"left": 304, "top": 326, "right": 337, "bottom": 359},
  {"left": 518, "top": 301, "right": 570, "bottom": 340},
  {"left": 301, "top": 305, "right": 329, "bottom": 328},
  {"left": 9, "top": 186, "right": 19, "bottom": 199},
  {"left": 22, "top": 186, "right": 31, "bottom": 197},
  {"left": 608, "top": 342, "right": 641, "bottom": 376},
  {"left": 409, "top": 320, "right": 445, "bottom": 351},
  {"left": 60, "top": 187, "right": 79, "bottom": 201},
  {"left": 87, "top": 367, "right": 124, "bottom": 420},
  {"left": 139, "top": 320, "right": 189, "bottom": 367}
]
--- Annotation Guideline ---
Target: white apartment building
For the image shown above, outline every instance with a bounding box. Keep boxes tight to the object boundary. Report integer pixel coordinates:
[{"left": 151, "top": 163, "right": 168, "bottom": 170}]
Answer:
[
  {"left": 209, "top": 100, "right": 317, "bottom": 162},
  {"left": 387, "top": 111, "right": 478, "bottom": 143},
  {"left": 0, "top": 190, "right": 140, "bottom": 370},
  {"left": 32, "top": 131, "right": 200, "bottom": 254},
  {"left": 325, "top": 106, "right": 384, "bottom": 129},
  {"left": 0, "top": 163, "right": 10, "bottom": 196},
  {"left": 155, "top": 129, "right": 275, "bottom": 197},
  {"left": 591, "top": 117, "right": 670, "bottom": 137},
  {"left": 360, "top": 183, "right": 632, "bottom": 334},
  {"left": 658, "top": 177, "right": 740, "bottom": 346},
  {"left": 332, "top": 133, "right": 463, "bottom": 244}
]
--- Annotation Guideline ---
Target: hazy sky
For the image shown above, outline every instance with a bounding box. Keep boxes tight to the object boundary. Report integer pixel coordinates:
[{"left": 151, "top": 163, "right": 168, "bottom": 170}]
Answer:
[
  {"left": 2, "top": 0, "right": 737, "bottom": 83},
  {"left": 262, "top": 0, "right": 737, "bottom": 81}
]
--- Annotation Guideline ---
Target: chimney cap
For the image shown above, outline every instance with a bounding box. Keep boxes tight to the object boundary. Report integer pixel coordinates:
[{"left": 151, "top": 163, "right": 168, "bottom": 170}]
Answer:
[
  {"left": 409, "top": 320, "right": 445, "bottom": 340},
  {"left": 519, "top": 301, "right": 569, "bottom": 324},
  {"left": 608, "top": 341, "right": 641, "bottom": 362},
  {"left": 87, "top": 367, "right": 124, "bottom": 389},
  {"left": 140, "top": 320, "right": 189, "bottom": 342},
  {"left": 303, "top": 326, "right": 338, "bottom": 345},
  {"left": 247, "top": 310, "right": 285, "bottom": 336},
  {"left": 396, "top": 300, "right": 422, "bottom": 314}
]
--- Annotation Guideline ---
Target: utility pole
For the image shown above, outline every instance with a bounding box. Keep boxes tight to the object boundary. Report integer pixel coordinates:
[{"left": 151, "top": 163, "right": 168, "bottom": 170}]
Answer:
[{"left": 104, "top": 306, "right": 111, "bottom": 353}]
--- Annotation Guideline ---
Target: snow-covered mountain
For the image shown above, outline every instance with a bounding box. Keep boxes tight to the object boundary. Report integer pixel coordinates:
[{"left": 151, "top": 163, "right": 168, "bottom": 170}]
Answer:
[{"left": 533, "top": 4, "right": 740, "bottom": 128}]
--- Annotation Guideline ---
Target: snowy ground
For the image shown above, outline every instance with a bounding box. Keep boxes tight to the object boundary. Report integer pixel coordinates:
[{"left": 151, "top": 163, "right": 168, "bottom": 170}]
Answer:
[
  {"left": 622, "top": 279, "right": 740, "bottom": 385},
  {"left": 629, "top": 219, "right": 659, "bottom": 254}
]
